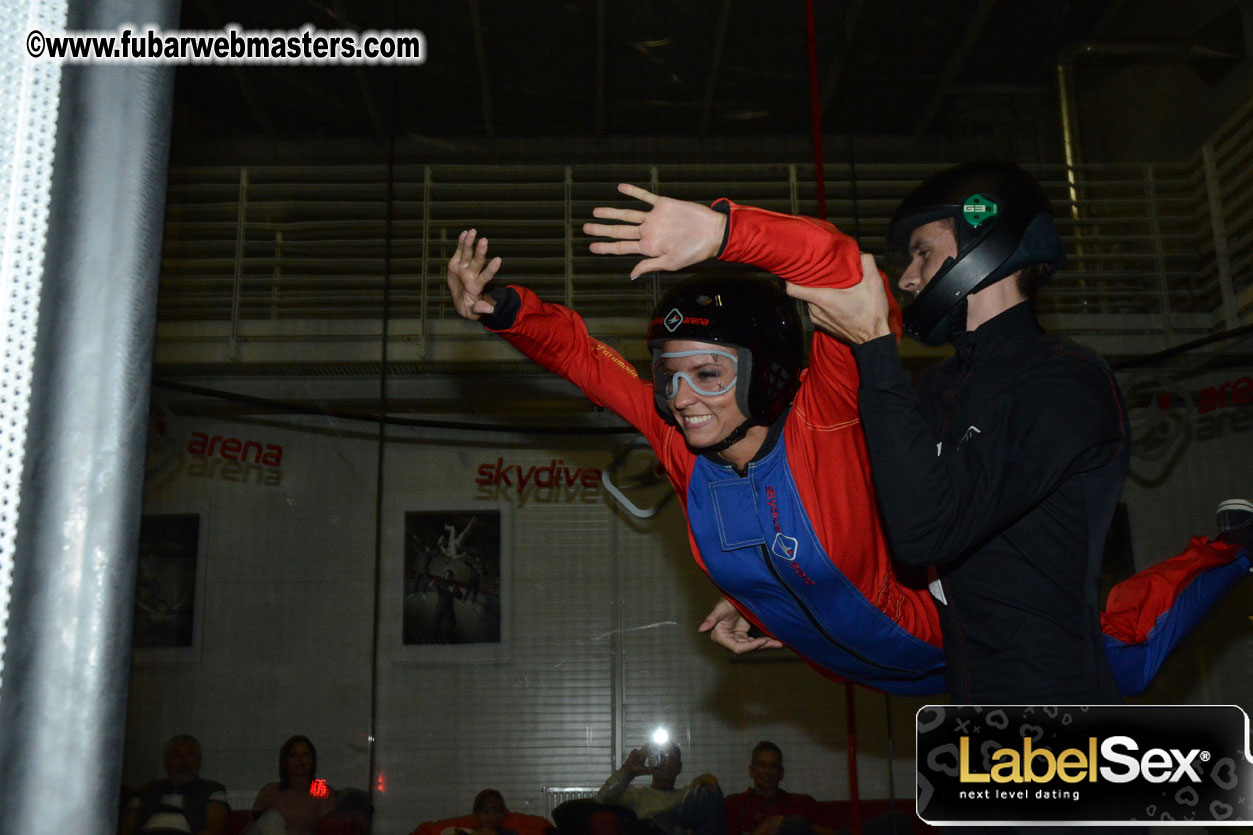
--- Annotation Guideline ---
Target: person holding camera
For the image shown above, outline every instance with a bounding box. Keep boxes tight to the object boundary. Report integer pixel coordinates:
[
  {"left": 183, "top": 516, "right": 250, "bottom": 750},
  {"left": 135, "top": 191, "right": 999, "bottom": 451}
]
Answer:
[{"left": 595, "top": 743, "right": 724, "bottom": 835}]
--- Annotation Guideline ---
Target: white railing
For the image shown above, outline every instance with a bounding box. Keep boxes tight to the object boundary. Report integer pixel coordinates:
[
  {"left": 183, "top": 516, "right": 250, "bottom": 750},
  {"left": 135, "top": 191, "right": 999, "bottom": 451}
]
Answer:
[{"left": 155, "top": 104, "right": 1251, "bottom": 361}]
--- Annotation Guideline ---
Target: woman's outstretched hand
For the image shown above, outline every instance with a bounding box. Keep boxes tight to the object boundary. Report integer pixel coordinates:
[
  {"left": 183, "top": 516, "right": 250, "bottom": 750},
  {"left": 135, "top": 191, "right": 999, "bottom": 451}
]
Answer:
[
  {"left": 583, "top": 183, "right": 727, "bottom": 279},
  {"left": 447, "top": 228, "right": 502, "bottom": 320}
]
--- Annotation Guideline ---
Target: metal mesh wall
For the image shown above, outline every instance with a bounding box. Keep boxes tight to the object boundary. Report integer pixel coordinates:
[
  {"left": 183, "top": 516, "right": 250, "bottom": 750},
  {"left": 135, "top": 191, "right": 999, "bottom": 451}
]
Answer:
[{"left": 0, "top": 0, "right": 66, "bottom": 699}]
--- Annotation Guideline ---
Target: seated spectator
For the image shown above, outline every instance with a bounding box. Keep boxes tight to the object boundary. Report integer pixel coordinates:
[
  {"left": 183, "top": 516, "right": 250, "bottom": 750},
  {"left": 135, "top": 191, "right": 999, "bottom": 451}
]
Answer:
[
  {"left": 412, "top": 793, "right": 550, "bottom": 835},
  {"left": 442, "top": 790, "right": 515, "bottom": 835},
  {"left": 723, "top": 743, "right": 831, "bottom": 835},
  {"left": 596, "top": 743, "right": 723, "bottom": 835},
  {"left": 551, "top": 799, "right": 645, "bottom": 835},
  {"left": 119, "top": 734, "right": 229, "bottom": 835},
  {"left": 245, "top": 735, "right": 337, "bottom": 835}
]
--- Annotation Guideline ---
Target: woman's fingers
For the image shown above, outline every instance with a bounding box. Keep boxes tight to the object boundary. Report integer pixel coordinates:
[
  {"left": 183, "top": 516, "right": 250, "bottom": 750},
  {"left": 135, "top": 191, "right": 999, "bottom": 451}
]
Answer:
[
  {"left": 590, "top": 206, "right": 649, "bottom": 224},
  {"left": 589, "top": 239, "right": 643, "bottom": 256},
  {"left": 583, "top": 220, "right": 642, "bottom": 239},
  {"left": 617, "top": 182, "right": 659, "bottom": 204}
]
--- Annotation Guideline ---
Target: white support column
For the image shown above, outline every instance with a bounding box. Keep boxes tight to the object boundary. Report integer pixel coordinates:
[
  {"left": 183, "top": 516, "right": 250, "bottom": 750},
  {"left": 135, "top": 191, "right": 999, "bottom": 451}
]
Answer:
[
  {"left": 420, "top": 165, "right": 431, "bottom": 355},
  {"left": 230, "top": 166, "right": 249, "bottom": 350},
  {"left": 564, "top": 165, "right": 573, "bottom": 308},
  {"left": 1201, "top": 143, "right": 1239, "bottom": 329},
  {"left": 1143, "top": 164, "right": 1173, "bottom": 336}
]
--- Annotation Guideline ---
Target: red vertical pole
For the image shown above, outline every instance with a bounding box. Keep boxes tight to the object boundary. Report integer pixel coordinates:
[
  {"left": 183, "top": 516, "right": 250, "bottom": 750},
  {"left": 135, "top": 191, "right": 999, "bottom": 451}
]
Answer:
[
  {"left": 804, "top": 4, "right": 860, "bottom": 833},
  {"left": 844, "top": 684, "right": 862, "bottom": 834},
  {"left": 804, "top": 0, "right": 828, "bottom": 221}
]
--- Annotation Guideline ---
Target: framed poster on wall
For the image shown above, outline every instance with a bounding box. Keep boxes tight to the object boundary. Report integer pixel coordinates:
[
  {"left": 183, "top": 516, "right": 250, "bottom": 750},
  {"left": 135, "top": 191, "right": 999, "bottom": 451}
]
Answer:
[
  {"left": 131, "top": 507, "right": 209, "bottom": 663},
  {"left": 400, "top": 508, "right": 507, "bottom": 655}
]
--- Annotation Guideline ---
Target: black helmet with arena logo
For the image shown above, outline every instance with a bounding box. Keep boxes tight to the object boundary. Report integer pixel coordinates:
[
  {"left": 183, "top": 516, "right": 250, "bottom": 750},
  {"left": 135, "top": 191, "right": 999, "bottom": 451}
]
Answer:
[
  {"left": 889, "top": 161, "right": 1065, "bottom": 346},
  {"left": 646, "top": 275, "right": 803, "bottom": 450}
]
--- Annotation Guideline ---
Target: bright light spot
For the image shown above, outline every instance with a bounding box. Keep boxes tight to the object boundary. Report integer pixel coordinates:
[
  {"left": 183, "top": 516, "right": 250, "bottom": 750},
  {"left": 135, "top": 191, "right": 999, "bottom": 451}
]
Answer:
[
  {"left": 651, "top": 728, "right": 669, "bottom": 746},
  {"left": 377, "top": 773, "right": 386, "bottom": 793}
]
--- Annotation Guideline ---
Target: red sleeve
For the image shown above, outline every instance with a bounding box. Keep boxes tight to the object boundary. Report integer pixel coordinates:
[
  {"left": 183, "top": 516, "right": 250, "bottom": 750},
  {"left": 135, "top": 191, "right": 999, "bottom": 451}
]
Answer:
[
  {"left": 714, "top": 199, "right": 902, "bottom": 414},
  {"left": 486, "top": 285, "right": 691, "bottom": 481},
  {"left": 716, "top": 200, "right": 862, "bottom": 289}
]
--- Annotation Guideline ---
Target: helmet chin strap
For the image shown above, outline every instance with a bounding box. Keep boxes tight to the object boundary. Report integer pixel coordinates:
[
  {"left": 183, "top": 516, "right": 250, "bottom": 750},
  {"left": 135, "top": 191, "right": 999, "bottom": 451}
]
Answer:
[
  {"left": 689, "top": 418, "right": 757, "bottom": 456},
  {"left": 947, "top": 297, "right": 970, "bottom": 340}
]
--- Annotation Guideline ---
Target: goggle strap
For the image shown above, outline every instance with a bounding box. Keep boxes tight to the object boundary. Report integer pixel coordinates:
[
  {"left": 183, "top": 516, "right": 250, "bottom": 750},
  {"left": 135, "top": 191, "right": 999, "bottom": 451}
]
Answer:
[{"left": 656, "top": 348, "right": 739, "bottom": 363}]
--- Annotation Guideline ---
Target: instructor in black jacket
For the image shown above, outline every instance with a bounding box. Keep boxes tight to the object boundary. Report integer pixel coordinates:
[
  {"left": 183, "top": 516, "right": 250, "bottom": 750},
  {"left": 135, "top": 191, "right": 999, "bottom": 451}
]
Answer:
[{"left": 808, "top": 161, "right": 1127, "bottom": 704}]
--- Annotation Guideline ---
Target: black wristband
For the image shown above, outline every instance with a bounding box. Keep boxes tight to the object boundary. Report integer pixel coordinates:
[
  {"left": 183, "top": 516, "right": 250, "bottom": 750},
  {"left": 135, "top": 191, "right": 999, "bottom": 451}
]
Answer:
[
  {"left": 710, "top": 199, "right": 732, "bottom": 259},
  {"left": 480, "top": 286, "right": 522, "bottom": 330}
]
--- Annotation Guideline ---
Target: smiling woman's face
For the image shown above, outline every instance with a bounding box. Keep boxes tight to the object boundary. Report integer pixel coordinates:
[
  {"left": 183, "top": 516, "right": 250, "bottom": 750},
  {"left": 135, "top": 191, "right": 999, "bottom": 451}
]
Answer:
[{"left": 656, "top": 340, "right": 746, "bottom": 448}]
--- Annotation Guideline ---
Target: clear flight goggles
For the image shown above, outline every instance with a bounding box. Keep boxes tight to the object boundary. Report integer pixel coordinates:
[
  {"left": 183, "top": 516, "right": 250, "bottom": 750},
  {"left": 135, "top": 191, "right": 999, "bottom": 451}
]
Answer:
[{"left": 652, "top": 348, "right": 739, "bottom": 399}]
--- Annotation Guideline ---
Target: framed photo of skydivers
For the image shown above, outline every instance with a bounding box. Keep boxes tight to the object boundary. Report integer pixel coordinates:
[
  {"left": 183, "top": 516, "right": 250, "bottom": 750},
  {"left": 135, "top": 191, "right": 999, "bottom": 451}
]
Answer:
[
  {"left": 400, "top": 508, "right": 507, "bottom": 656},
  {"left": 131, "top": 506, "right": 209, "bottom": 663}
]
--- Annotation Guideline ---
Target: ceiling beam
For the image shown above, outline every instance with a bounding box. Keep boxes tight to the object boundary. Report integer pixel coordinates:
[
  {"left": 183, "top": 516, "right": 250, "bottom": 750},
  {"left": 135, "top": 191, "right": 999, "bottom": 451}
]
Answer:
[
  {"left": 331, "top": 0, "right": 386, "bottom": 141},
  {"left": 194, "top": 0, "right": 275, "bottom": 137},
  {"left": 914, "top": 0, "right": 997, "bottom": 136},
  {"left": 1092, "top": 0, "right": 1127, "bottom": 37},
  {"left": 699, "top": 0, "right": 734, "bottom": 137},
  {"left": 468, "top": 0, "right": 495, "bottom": 136},
  {"left": 816, "top": 0, "right": 864, "bottom": 121},
  {"left": 270, "top": 73, "right": 361, "bottom": 117}
]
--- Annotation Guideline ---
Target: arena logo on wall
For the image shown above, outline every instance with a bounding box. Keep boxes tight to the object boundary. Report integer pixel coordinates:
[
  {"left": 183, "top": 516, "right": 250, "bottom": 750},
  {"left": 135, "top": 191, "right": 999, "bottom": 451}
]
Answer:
[
  {"left": 916, "top": 705, "right": 1253, "bottom": 825},
  {"left": 1126, "top": 371, "right": 1253, "bottom": 483},
  {"left": 183, "top": 430, "right": 284, "bottom": 486},
  {"left": 145, "top": 398, "right": 286, "bottom": 489},
  {"left": 1135, "top": 372, "right": 1253, "bottom": 449},
  {"left": 474, "top": 456, "right": 602, "bottom": 504}
]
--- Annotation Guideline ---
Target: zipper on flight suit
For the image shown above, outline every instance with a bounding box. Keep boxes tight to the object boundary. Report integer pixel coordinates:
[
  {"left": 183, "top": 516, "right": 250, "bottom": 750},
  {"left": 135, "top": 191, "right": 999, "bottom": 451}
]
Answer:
[{"left": 757, "top": 544, "right": 921, "bottom": 675}]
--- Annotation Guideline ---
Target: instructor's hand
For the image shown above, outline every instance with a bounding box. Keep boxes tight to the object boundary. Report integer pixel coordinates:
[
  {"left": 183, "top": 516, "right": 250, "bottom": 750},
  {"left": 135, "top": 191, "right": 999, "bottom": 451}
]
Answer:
[
  {"left": 793, "top": 253, "right": 893, "bottom": 344},
  {"left": 447, "top": 229, "right": 502, "bottom": 321},
  {"left": 583, "top": 183, "right": 726, "bottom": 279},
  {"left": 698, "top": 598, "right": 783, "bottom": 655}
]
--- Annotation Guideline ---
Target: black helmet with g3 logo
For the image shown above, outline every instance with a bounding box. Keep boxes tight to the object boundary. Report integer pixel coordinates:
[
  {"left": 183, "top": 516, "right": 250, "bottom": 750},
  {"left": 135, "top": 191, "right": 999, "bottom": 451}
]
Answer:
[{"left": 889, "top": 161, "right": 1065, "bottom": 345}]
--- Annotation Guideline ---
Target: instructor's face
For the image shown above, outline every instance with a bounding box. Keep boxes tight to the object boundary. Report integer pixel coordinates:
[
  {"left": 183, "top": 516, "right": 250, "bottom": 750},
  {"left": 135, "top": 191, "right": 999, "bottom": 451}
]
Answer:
[
  {"left": 898, "top": 220, "right": 958, "bottom": 297},
  {"left": 660, "top": 340, "right": 748, "bottom": 448}
]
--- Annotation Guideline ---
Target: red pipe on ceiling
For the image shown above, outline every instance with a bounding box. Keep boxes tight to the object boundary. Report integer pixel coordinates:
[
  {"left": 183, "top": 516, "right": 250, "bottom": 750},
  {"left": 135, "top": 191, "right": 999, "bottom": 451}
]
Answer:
[{"left": 805, "top": 2, "right": 861, "bottom": 833}]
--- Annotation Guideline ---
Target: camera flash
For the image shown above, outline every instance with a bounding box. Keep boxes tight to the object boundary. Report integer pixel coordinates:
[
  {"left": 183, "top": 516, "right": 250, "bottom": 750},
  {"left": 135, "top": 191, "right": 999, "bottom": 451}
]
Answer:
[{"left": 652, "top": 728, "right": 669, "bottom": 746}]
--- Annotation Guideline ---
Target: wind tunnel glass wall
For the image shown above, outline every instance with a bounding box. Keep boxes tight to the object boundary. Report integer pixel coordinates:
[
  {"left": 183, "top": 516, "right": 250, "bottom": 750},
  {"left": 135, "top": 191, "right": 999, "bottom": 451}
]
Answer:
[
  {"left": 127, "top": 151, "right": 1253, "bottom": 834},
  {"left": 129, "top": 394, "right": 922, "bottom": 833}
]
